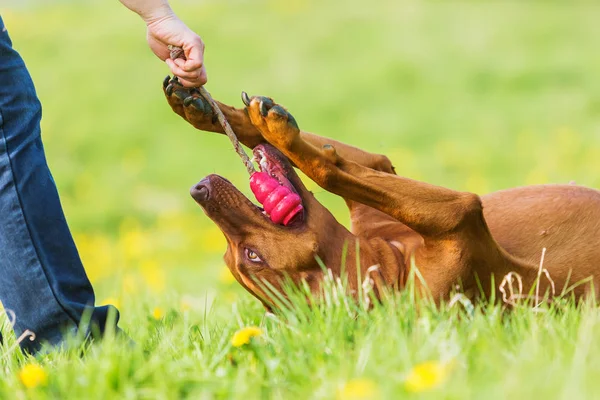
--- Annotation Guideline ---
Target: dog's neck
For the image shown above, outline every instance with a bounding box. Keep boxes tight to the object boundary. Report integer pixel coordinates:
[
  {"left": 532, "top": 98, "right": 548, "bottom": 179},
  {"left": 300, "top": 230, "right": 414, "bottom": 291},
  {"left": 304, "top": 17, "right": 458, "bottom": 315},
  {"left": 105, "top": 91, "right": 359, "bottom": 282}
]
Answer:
[{"left": 319, "top": 226, "right": 408, "bottom": 295}]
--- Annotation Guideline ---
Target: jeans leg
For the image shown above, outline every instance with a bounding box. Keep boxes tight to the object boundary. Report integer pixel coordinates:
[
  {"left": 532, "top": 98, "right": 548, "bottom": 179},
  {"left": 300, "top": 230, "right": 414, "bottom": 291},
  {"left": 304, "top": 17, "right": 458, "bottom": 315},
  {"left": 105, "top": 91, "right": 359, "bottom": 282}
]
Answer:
[{"left": 0, "top": 16, "right": 119, "bottom": 353}]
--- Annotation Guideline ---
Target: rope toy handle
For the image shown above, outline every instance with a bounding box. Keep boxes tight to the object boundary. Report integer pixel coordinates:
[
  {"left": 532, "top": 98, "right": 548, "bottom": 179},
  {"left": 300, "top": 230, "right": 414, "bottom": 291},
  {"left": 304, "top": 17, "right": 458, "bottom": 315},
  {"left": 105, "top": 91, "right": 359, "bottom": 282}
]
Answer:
[{"left": 168, "top": 45, "right": 256, "bottom": 176}]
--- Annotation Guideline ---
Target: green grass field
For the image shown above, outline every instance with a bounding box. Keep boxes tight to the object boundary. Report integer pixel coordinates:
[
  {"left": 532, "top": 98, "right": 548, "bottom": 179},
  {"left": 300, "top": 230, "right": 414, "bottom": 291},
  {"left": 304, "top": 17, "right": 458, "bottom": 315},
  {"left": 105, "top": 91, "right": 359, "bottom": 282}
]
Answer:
[{"left": 2, "top": 0, "right": 600, "bottom": 398}]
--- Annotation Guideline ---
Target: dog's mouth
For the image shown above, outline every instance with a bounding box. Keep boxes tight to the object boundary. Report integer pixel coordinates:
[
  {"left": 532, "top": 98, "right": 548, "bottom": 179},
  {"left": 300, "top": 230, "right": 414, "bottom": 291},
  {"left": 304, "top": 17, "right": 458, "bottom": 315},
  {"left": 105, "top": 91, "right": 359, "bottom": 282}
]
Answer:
[
  {"left": 253, "top": 146, "right": 296, "bottom": 197},
  {"left": 190, "top": 144, "right": 305, "bottom": 227}
]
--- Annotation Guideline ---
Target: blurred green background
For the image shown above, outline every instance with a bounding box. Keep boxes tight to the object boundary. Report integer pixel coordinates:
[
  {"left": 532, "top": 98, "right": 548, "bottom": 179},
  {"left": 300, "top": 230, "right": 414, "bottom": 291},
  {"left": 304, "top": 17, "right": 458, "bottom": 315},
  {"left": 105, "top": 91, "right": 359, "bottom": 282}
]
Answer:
[{"left": 2, "top": 0, "right": 600, "bottom": 317}]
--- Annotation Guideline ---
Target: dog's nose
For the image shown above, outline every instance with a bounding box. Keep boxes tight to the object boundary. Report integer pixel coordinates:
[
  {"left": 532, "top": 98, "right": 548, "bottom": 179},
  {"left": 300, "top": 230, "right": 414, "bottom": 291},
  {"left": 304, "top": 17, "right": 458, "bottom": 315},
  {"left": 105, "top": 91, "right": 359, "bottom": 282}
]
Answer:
[{"left": 191, "top": 178, "right": 210, "bottom": 202}]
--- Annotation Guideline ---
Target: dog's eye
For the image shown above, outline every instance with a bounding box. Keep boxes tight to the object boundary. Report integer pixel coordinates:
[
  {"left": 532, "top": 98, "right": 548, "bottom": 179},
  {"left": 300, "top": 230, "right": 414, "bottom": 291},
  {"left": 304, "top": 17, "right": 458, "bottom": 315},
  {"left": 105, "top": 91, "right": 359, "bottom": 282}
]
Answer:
[{"left": 245, "top": 248, "right": 263, "bottom": 263}]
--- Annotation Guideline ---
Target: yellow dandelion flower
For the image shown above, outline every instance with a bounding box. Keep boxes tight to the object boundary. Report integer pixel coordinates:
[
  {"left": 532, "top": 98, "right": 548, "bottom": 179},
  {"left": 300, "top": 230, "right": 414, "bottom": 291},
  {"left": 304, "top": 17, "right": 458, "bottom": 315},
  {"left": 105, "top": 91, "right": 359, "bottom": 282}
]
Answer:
[
  {"left": 337, "top": 378, "right": 379, "bottom": 400},
  {"left": 231, "top": 326, "right": 263, "bottom": 347},
  {"left": 152, "top": 307, "right": 165, "bottom": 320},
  {"left": 18, "top": 363, "right": 48, "bottom": 388},
  {"left": 404, "top": 360, "right": 451, "bottom": 393}
]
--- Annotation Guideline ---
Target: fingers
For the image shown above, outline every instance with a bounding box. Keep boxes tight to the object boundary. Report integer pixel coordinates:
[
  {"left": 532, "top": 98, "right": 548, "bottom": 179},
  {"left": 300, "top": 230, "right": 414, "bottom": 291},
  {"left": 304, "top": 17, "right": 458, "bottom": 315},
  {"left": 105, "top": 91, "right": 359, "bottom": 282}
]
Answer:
[
  {"left": 165, "top": 58, "right": 195, "bottom": 79},
  {"left": 166, "top": 34, "right": 207, "bottom": 86},
  {"left": 165, "top": 58, "right": 207, "bottom": 87},
  {"left": 196, "top": 66, "right": 208, "bottom": 86}
]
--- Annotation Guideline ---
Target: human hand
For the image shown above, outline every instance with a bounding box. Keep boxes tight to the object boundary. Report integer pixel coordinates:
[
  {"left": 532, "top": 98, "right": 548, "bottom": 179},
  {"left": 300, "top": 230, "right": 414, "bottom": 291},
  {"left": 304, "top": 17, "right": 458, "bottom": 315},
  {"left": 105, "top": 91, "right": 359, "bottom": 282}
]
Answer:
[{"left": 146, "top": 14, "right": 207, "bottom": 87}]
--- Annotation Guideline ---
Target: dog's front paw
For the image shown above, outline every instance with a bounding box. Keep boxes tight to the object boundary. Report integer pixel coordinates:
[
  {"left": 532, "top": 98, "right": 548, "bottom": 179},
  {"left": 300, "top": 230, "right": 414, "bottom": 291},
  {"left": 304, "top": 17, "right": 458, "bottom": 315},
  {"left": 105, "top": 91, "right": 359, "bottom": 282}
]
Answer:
[
  {"left": 162, "top": 75, "right": 218, "bottom": 129},
  {"left": 243, "top": 93, "right": 300, "bottom": 150}
]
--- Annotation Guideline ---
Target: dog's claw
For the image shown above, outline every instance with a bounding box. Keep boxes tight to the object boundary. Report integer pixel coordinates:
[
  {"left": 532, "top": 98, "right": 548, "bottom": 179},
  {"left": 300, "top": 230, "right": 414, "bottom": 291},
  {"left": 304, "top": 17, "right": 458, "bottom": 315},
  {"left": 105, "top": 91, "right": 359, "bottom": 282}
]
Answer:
[
  {"left": 165, "top": 84, "right": 174, "bottom": 96},
  {"left": 241, "top": 91, "right": 251, "bottom": 107},
  {"left": 260, "top": 101, "right": 269, "bottom": 117},
  {"left": 163, "top": 75, "right": 171, "bottom": 89},
  {"left": 184, "top": 96, "right": 194, "bottom": 107}
]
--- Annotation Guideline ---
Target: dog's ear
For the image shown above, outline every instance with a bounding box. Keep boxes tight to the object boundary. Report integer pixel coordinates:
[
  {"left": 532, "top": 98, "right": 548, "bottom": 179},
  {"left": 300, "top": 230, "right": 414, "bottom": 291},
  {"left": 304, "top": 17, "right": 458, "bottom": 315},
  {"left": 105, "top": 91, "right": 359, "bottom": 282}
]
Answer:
[{"left": 266, "top": 230, "right": 320, "bottom": 272}]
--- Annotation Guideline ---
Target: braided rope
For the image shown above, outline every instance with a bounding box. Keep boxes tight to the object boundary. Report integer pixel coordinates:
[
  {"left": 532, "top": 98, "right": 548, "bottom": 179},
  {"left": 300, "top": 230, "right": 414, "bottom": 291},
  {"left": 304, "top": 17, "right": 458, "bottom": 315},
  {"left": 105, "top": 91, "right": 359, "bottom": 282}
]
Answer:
[{"left": 168, "top": 45, "right": 256, "bottom": 175}]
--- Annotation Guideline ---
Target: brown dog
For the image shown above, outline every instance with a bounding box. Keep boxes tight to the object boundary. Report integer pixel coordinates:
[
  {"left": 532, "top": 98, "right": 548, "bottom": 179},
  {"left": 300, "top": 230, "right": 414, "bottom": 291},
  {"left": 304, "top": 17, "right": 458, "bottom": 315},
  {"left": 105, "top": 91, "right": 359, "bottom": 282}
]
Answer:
[{"left": 163, "top": 76, "right": 600, "bottom": 308}]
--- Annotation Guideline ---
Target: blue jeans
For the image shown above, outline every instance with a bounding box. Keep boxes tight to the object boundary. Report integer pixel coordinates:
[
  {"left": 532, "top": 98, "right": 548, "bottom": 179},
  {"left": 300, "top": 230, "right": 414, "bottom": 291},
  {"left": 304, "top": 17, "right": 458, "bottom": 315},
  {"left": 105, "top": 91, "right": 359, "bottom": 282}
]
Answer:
[{"left": 0, "top": 16, "right": 119, "bottom": 353}]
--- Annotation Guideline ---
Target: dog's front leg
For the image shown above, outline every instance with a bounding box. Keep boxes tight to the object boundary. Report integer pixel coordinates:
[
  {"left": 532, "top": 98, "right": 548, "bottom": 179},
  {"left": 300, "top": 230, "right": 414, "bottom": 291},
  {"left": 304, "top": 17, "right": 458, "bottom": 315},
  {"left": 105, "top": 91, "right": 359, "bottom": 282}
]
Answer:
[
  {"left": 163, "top": 80, "right": 396, "bottom": 174},
  {"left": 244, "top": 96, "right": 483, "bottom": 239}
]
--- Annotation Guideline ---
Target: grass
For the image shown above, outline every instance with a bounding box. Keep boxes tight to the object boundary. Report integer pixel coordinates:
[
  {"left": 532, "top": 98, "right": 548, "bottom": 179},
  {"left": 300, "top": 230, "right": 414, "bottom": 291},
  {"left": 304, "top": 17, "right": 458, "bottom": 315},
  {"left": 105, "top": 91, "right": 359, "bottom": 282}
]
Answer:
[{"left": 2, "top": 0, "right": 600, "bottom": 398}]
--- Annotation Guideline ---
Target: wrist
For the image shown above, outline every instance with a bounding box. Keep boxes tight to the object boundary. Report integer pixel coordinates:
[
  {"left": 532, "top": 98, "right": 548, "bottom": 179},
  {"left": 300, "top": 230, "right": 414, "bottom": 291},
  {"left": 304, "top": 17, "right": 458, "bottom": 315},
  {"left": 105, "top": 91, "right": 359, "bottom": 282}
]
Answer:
[{"left": 141, "top": 4, "right": 176, "bottom": 25}]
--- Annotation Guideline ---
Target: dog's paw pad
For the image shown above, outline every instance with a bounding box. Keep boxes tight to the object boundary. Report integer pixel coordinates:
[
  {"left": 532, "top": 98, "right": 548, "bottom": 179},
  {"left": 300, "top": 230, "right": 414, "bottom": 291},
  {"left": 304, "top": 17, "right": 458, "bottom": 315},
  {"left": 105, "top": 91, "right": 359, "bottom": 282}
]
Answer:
[
  {"left": 268, "top": 105, "right": 298, "bottom": 129},
  {"left": 163, "top": 75, "right": 216, "bottom": 127},
  {"left": 243, "top": 94, "right": 300, "bottom": 145},
  {"left": 269, "top": 105, "right": 287, "bottom": 118},
  {"left": 164, "top": 76, "right": 187, "bottom": 99},
  {"left": 191, "top": 97, "right": 212, "bottom": 114},
  {"left": 255, "top": 97, "right": 274, "bottom": 117},
  {"left": 183, "top": 96, "right": 194, "bottom": 107},
  {"left": 173, "top": 88, "right": 190, "bottom": 101}
]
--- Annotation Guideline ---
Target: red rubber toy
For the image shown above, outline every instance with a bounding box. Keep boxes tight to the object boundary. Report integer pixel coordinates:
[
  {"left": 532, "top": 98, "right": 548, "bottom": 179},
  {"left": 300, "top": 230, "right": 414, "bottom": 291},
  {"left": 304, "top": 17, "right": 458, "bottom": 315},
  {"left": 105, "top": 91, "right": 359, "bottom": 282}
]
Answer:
[{"left": 249, "top": 172, "right": 303, "bottom": 226}]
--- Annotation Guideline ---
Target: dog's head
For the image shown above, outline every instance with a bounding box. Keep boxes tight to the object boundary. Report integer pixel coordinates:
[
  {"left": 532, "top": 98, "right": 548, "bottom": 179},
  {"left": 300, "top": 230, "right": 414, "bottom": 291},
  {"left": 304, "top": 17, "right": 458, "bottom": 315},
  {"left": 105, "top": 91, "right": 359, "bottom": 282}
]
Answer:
[{"left": 191, "top": 144, "right": 354, "bottom": 308}]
